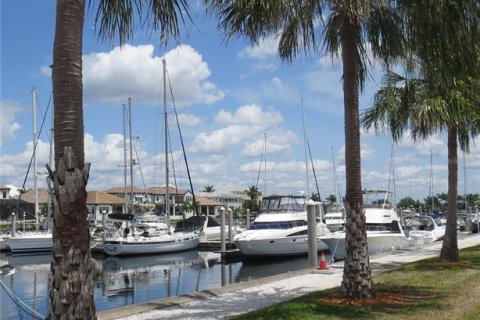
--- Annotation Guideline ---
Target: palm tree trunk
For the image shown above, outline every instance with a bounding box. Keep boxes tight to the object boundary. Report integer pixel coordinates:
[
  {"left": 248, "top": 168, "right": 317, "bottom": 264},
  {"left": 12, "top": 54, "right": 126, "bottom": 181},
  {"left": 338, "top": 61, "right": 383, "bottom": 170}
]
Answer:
[
  {"left": 48, "top": 0, "right": 96, "bottom": 318},
  {"left": 440, "top": 127, "right": 459, "bottom": 262},
  {"left": 340, "top": 15, "right": 374, "bottom": 299}
]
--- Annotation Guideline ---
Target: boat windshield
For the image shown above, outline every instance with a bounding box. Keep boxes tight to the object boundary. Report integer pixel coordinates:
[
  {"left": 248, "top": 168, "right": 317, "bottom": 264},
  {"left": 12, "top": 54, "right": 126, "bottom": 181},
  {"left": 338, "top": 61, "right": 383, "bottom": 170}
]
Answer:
[
  {"left": 260, "top": 196, "right": 306, "bottom": 212},
  {"left": 249, "top": 220, "right": 307, "bottom": 230}
]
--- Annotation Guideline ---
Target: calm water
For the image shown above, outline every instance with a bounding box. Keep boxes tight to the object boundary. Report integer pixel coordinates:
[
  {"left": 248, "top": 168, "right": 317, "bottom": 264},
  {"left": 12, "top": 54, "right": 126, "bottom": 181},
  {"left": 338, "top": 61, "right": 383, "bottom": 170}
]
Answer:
[{"left": 0, "top": 250, "right": 322, "bottom": 319}]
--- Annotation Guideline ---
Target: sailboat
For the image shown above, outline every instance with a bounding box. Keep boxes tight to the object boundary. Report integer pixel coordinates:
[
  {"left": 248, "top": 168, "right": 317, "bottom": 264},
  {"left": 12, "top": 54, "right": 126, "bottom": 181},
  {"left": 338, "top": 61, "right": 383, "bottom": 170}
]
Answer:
[
  {"left": 103, "top": 59, "right": 200, "bottom": 256},
  {"left": 8, "top": 89, "right": 53, "bottom": 254}
]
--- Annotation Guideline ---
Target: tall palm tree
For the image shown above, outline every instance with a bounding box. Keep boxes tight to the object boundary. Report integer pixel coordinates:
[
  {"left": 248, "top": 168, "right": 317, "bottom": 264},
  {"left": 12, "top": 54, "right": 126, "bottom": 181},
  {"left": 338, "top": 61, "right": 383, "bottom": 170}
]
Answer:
[
  {"left": 362, "top": 71, "right": 480, "bottom": 262},
  {"left": 48, "top": 1, "right": 191, "bottom": 318},
  {"left": 363, "top": 0, "right": 480, "bottom": 263},
  {"left": 47, "top": 1, "right": 95, "bottom": 318},
  {"left": 206, "top": 0, "right": 404, "bottom": 298}
]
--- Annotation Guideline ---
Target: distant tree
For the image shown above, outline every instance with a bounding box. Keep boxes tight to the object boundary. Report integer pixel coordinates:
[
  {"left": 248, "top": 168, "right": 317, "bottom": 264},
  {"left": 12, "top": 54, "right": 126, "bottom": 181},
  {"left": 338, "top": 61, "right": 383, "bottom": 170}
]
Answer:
[
  {"left": 310, "top": 193, "right": 322, "bottom": 202},
  {"left": 424, "top": 195, "right": 440, "bottom": 211},
  {"left": 245, "top": 185, "right": 261, "bottom": 211},
  {"left": 326, "top": 194, "right": 337, "bottom": 204},
  {"left": 202, "top": 185, "right": 215, "bottom": 193},
  {"left": 180, "top": 201, "right": 193, "bottom": 213},
  {"left": 397, "top": 197, "right": 421, "bottom": 210}
]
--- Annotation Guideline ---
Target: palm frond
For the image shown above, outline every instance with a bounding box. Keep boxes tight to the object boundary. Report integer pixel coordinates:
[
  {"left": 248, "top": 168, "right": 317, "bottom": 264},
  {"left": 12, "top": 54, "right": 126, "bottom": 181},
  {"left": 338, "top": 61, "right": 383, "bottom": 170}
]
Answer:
[{"left": 94, "top": 0, "right": 191, "bottom": 46}]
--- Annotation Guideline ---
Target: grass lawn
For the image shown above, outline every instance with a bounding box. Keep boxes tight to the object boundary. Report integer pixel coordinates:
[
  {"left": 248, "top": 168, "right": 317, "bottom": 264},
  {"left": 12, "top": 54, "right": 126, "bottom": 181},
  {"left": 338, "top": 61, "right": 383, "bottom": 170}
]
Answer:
[{"left": 234, "top": 245, "right": 480, "bottom": 320}]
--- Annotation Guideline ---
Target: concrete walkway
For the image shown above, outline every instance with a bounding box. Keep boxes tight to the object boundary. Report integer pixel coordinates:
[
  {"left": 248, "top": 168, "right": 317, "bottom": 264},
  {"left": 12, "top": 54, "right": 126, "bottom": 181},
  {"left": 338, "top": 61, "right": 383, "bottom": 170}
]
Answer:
[{"left": 97, "top": 232, "right": 480, "bottom": 320}]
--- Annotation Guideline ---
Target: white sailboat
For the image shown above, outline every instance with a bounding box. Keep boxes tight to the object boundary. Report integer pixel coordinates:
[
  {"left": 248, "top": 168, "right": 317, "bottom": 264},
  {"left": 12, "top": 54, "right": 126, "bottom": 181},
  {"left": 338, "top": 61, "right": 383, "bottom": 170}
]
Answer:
[
  {"left": 8, "top": 89, "right": 53, "bottom": 254},
  {"left": 103, "top": 59, "right": 199, "bottom": 256}
]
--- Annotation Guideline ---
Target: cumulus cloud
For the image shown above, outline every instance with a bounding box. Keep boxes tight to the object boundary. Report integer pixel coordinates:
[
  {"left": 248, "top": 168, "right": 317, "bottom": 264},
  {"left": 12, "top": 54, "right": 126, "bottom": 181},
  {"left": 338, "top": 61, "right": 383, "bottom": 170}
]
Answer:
[
  {"left": 216, "top": 104, "right": 283, "bottom": 126},
  {"left": 238, "top": 37, "right": 279, "bottom": 60},
  {"left": 83, "top": 44, "right": 224, "bottom": 106},
  {"left": 191, "top": 104, "right": 286, "bottom": 154},
  {"left": 0, "top": 139, "right": 52, "bottom": 187},
  {"left": 190, "top": 124, "right": 260, "bottom": 154},
  {"left": 241, "top": 130, "right": 297, "bottom": 157},
  {"left": 0, "top": 100, "right": 23, "bottom": 145},
  {"left": 177, "top": 113, "right": 202, "bottom": 127}
]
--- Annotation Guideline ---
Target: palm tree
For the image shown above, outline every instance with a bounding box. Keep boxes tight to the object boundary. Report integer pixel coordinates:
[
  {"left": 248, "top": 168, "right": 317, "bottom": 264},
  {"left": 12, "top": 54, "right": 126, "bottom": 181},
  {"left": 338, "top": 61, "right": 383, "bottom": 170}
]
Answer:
[
  {"left": 202, "top": 185, "right": 216, "bottom": 192},
  {"left": 47, "top": 1, "right": 191, "bottom": 318},
  {"left": 362, "top": 70, "right": 480, "bottom": 262},
  {"left": 363, "top": 0, "right": 480, "bottom": 263},
  {"left": 206, "top": 0, "right": 404, "bottom": 298},
  {"left": 245, "top": 185, "right": 261, "bottom": 211}
]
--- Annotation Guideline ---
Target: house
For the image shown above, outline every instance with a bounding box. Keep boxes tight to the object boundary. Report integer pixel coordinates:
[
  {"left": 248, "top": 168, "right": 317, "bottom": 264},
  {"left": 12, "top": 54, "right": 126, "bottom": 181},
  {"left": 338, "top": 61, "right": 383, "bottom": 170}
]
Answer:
[
  {"left": 196, "top": 191, "right": 246, "bottom": 215},
  {"left": 104, "top": 186, "right": 148, "bottom": 204},
  {"left": 146, "top": 185, "right": 192, "bottom": 219},
  {"left": 0, "top": 185, "right": 11, "bottom": 199},
  {"left": 87, "top": 191, "right": 125, "bottom": 223},
  {"left": 195, "top": 196, "right": 222, "bottom": 216}
]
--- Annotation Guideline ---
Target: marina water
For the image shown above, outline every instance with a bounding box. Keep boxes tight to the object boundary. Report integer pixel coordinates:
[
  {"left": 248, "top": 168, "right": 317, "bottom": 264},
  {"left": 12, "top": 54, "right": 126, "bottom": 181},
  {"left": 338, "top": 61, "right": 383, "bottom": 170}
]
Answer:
[{"left": 0, "top": 250, "right": 328, "bottom": 319}]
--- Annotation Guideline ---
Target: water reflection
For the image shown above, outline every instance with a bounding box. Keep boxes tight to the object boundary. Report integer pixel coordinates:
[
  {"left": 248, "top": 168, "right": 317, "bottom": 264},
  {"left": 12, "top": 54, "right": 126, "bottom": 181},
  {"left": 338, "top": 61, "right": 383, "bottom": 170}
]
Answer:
[{"left": 0, "top": 250, "right": 317, "bottom": 319}]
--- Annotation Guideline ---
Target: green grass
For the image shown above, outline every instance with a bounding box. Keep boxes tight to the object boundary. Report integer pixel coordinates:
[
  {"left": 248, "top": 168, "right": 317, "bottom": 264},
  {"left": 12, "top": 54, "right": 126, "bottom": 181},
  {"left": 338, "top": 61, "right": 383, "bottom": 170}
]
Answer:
[{"left": 234, "top": 246, "right": 480, "bottom": 320}]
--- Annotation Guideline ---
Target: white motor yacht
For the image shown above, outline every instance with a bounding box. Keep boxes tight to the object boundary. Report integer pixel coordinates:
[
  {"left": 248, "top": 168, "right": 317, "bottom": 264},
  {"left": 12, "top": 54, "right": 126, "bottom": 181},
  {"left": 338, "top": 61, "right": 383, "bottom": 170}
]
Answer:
[
  {"left": 234, "top": 195, "right": 330, "bottom": 257},
  {"left": 320, "top": 190, "right": 408, "bottom": 260},
  {"left": 407, "top": 215, "right": 445, "bottom": 245},
  {"left": 324, "top": 204, "right": 346, "bottom": 232}
]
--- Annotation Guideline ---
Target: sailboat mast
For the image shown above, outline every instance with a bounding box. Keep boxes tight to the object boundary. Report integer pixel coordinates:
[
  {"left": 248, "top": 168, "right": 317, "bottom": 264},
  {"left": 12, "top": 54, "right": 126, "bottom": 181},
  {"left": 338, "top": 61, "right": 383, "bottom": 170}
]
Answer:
[
  {"left": 128, "top": 97, "right": 134, "bottom": 215},
  {"left": 429, "top": 150, "right": 434, "bottom": 211},
  {"left": 32, "top": 88, "right": 39, "bottom": 231},
  {"left": 163, "top": 59, "right": 170, "bottom": 229},
  {"left": 123, "top": 103, "right": 128, "bottom": 214},
  {"left": 301, "top": 98, "right": 310, "bottom": 197},
  {"left": 264, "top": 133, "right": 267, "bottom": 195}
]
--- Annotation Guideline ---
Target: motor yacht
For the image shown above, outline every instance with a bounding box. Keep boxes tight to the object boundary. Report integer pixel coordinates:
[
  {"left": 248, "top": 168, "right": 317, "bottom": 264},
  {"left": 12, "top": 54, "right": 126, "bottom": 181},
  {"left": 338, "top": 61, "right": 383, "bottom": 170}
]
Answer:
[
  {"left": 320, "top": 189, "right": 408, "bottom": 260},
  {"left": 234, "top": 195, "right": 330, "bottom": 257}
]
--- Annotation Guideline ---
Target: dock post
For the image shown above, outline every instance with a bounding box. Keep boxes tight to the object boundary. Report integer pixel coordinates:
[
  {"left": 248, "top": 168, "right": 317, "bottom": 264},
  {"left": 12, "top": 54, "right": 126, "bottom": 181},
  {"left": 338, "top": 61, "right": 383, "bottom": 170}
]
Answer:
[
  {"left": 246, "top": 209, "right": 250, "bottom": 230},
  {"left": 220, "top": 207, "right": 226, "bottom": 252},
  {"left": 228, "top": 207, "right": 233, "bottom": 244},
  {"left": 11, "top": 212, "right": 16, "bottom": 237},
  {"left": 307, "top": 200, "right": 318, "bottom": 268}
]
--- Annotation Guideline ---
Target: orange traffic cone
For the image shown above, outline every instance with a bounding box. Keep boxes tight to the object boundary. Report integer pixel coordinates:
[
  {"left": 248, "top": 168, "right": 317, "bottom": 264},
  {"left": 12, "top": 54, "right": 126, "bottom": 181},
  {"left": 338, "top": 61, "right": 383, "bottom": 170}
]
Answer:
[{"left": 318, "top": 252, "right": 328, "bottom": 270}]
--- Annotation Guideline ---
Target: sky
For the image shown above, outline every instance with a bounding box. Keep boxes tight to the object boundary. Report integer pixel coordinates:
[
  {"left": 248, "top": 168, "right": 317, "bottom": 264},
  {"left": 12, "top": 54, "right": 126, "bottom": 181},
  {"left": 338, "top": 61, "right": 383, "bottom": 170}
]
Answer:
[{"left": 1, "top": 1, "right": 480, "bottom": 204}]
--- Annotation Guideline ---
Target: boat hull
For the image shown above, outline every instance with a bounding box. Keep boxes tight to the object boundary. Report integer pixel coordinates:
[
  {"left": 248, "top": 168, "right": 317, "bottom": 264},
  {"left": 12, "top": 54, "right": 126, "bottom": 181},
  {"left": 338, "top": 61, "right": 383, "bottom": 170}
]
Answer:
[
  {"left": 103, "top": 235, "right": 199, "bottom": 256},
  {"left": 235, "top": 235, "right": 329, "bottom": 257},
  {"left": 8, "top": 233, "right": 53, "bottom": 254},
  {"left": 320, "top": 232, "right": 408, "bottom": 260}
]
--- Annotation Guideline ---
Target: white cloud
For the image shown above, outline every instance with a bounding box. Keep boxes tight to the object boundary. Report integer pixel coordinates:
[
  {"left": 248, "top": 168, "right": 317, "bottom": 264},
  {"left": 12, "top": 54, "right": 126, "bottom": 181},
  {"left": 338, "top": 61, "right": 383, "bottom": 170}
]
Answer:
[
  {"left": 190, "top": 104, "right": 286, "bottom": 154},
  {"left": 0, "top": 101, "right": 23, "bottom": 145},
  {"left": 83, "top": 44, "right": 224, "bottom": 106},
  {"left": 0, "top": 139, "right": 52, "bottom": 187},
  {"left": 238, "top": 37, "right": 279, "bottom": 60},
  {"left": 216, "top": 104, "right": 283, "bottom": 126},
  {"left": 241, "top": 130, "right": 296, "bottom": 157},
  {"left": 177, "top": 113, "right": 202, "bottom": 127},
  {"left": 190, "top": 124, "right": 261, "bottom": 154}
]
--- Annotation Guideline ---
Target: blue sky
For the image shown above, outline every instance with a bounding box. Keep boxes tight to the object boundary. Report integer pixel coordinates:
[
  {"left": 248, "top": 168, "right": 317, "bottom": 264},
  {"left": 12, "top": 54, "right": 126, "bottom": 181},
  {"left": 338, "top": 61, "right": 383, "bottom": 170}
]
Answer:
[{"left": 1, "top": 1, "right": 479, "bottom": 203}]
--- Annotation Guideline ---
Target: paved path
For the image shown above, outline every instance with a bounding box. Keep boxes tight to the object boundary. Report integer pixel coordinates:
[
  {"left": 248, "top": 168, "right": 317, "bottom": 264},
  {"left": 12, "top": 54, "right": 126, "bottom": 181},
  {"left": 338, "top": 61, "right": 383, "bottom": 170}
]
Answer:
[{"left": 97, "top": 233, "right": 480, "bottom": 320}]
